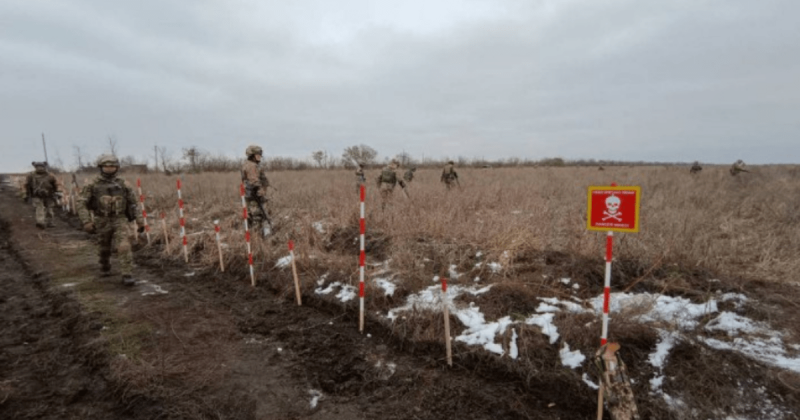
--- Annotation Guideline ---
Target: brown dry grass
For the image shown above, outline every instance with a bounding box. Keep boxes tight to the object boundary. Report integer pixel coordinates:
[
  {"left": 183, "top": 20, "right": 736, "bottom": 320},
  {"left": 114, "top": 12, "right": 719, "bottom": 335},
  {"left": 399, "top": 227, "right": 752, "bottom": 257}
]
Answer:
[{"left": 129, "top": 164, "right": 800, "bottom": 287}]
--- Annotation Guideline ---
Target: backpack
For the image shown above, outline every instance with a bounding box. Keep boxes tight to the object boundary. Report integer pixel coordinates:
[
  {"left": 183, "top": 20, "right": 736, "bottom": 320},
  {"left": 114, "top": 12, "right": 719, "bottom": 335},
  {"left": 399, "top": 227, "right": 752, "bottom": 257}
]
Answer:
[{"left": 380, "top": 169, "right": 397, "bottom": 184}]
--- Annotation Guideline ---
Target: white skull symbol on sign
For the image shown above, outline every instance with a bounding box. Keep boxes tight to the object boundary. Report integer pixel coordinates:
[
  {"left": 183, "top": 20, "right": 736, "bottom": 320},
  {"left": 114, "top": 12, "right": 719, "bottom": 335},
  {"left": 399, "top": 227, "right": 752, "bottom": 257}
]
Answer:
[{"left": 605, "top": 195, "right": 621, "bottom": 215}]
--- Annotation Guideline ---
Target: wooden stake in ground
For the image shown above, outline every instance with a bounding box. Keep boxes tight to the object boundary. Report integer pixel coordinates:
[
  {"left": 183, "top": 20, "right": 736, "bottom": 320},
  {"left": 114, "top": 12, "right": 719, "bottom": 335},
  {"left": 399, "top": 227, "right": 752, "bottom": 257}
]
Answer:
[
  {"left": 289, "top": 240, "right": 302, "bottom": 306},
  {"left": 214, "top": 220, "right": 225, "bottom": 272},
  {"left": 442, "top": 277, "right": 453, "bottom": 367},
  {"left": 136, "top": 178, "right": 151, "bottom": 245},
  {"left": 176, "top": 178, "right": 188, "bottom": 262},
  {"left": 160, "top": 211, "right": 170, "bottom": 248},
  {"left": 358, "top": 184, "right": 366, "bottom": 333},
  {"left": 240, "top": 183, "right": 255, "bottom": 286}
]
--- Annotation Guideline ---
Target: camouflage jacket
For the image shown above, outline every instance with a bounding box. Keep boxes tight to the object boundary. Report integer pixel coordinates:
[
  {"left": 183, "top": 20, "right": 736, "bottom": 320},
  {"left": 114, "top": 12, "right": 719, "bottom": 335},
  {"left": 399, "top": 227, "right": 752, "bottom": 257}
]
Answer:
[
  {"left": 441, "top": 164, "right": 458, "bottom": 182},
  {"left": 376, "top": 166, "right": 405, "bottom": 188},
  {"left": 78, "top": 174, "right": 141, "bottom": 224},
  {"left": 24, "top": 171, "right": 63, "bottom": 199},
  {"left": 355, "top": 168, "right": 366, "bottom": 183},
  {"left": 241, "top": 159, "right": 270, "bottom": 198},
  {"left": 403, "top": 169, "right": 415, "bottom": 182}
]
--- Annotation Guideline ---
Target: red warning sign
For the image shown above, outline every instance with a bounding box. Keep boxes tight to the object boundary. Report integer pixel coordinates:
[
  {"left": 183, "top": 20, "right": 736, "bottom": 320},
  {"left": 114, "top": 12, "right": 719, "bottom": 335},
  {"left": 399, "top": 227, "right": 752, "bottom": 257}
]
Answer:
[{"left": 587, "top": 186, "right": 641, "bottom": 233}]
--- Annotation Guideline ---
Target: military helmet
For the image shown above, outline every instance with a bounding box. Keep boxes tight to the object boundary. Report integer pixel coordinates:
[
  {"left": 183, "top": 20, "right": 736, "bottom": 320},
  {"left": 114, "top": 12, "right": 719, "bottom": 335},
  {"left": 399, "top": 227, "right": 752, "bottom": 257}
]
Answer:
[
  {"left": 447, "top": 160, "right": 455, "bottom": 165},
  {"left": 96, "top": 154, "right": 120, "bottom": 167},
  {"left": 32, "top": 161, "right": 46, "bottom": 168},
  {"left": 245, "top": 144, "right": 263, "bottom": 157}
]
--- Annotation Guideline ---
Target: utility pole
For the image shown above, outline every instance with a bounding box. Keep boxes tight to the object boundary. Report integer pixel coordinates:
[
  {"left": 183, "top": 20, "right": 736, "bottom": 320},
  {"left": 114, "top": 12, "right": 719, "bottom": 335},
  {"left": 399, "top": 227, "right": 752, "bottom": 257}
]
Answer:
[{"left": 41, "top": 133, "right": 49, "bottom": 166}]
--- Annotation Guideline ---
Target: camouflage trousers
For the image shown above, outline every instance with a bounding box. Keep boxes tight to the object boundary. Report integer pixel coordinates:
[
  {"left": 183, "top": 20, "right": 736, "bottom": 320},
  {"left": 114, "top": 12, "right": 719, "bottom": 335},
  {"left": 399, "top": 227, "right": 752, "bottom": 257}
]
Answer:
[
  {"left": 245, "top": 198, "right": 270, "bottom": 231},
  {"left": 32, "top": 197, "right": 56, "bottom": 227},
  {"left": 443, "top": 180, "right": 456, "bottom": 190},
  {"left": 95, "top": 216, "right": 134, "bottom": 275},
  {"left": 379, "top": 183, "right": 395, "bottom": 209}
]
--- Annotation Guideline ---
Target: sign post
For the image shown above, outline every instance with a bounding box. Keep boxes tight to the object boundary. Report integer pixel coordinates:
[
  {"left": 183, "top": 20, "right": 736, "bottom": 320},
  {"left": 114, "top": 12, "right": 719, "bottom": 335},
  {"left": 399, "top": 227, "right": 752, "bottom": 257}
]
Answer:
[{"left": 587, "top": 184, "right": 641, "bottom": 420}]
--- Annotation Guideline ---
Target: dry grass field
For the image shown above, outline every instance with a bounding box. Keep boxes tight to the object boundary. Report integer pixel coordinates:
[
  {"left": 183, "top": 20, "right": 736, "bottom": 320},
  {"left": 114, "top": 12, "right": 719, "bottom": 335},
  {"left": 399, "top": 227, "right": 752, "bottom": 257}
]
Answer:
[
  {"left": 106, "top": 164, "right": 800, "bottom": 286},
  {"left": 50, "top": 164, "right": 800, "bottom": 418}
]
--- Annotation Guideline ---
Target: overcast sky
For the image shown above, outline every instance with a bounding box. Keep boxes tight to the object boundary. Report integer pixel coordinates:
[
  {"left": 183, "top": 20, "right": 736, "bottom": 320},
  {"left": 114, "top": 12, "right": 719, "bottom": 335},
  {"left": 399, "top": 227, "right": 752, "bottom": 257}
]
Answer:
[{"left": 2, "top": 0, "right": 798, "bottom": 172}]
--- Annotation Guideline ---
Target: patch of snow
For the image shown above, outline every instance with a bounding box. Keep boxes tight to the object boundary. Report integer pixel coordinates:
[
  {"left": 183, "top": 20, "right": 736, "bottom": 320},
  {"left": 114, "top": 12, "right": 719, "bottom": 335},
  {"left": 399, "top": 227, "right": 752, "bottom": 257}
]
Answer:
[
  {"left": 572, "top": 283, "right": 580, "bottom": 290},
  {"left": 184, "top": 272, "right": 195, "bottom": 277},
  {"left": 509, "top": 329, "right": 519, "bottom": 359},
  {"left": 540, "top": 297, "right": 587, "bottom": 313},
  {"left": 275, "top": 255, "right": 292, "bottom": 268},
  {"left": 466, "top": 285, "right": 493, "bottom": 295},
  {"left": 700, "top": 336, "right": 800, "bottom": 373},
  {"left": 589, "top": 292, "right": 717, "bottom": 329},
  {"left": 487, "top": 262, "right": 502, "bottom": 273},
  {"left": 474, "top": 276, "right": 480, "bottom": 282},
  {"left": 650, "top": 375, "right": 665, "bottom": 393},
  {"left": 454, "top": 312, "right": 513, "bottom": 355},
  {"left": 448, "top": 264, "right": 461, "bottom": 279},
  {"left": 316, "top": 273, "right": 328, "bottom": 286},
  {"left": 559, "top": 343, "right": 585, "bottom": 368},
  {"left": 61, "top": 283, "right": 77, "bottom": 288},
  {"left": 309, "top": 389, "right": 323, "bottom": 409},
  {"left": 312, "top": 221, "right": 325, "bottom": 234},
  {"left": 560, "top": 278, "right": 571, "bottom": 285},
  {"left": 336, "top": 285, "right": 357, "bottom": 302},
  {"left": 649, "top": 329, "right": 679, "bottom": 370},
  {"left": 536, "top": 303, "right": 560, "bottom": 313},
  {"left": 373, "top": 277, "right": 396, "bottom": 296},
  {"left": 582, "top": 373, "right": 599, "bottom": 390},
  {"left": 525, "top": 313, "right": 560, "bottom": 344},
  {"left": 476, "top": 251, "right": 483, "bottom": 258},
  {"left": 705, "top": 312, "right": 763, "bottom": 336}
]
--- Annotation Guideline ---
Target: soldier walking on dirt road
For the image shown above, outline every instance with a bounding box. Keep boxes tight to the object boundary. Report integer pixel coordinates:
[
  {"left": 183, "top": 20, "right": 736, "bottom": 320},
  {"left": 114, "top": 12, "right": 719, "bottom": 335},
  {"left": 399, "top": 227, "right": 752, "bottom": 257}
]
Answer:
[
  {"left": 77, "top": 154, "right": 144, "bottom": 286},
  {"left": 241, "top": 144, "right": 273, "bottom": 237},
  {"left": 23, "top": 161, "right": 63, "bottom": 229},
  {"left": 441, "top": 160, "right": 459, "bottom": 190},
  {"left": 376, "top": 160, "right": 407, "bottom": 209}
]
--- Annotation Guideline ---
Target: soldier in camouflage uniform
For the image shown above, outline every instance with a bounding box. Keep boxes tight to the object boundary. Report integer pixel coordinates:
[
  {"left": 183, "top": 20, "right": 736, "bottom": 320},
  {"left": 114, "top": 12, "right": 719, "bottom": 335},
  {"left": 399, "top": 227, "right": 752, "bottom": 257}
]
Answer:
[
  {"left": 23, "top": 161, "right": 64, "bottom": 229},
  {"left": 440, "top": 160, "right": 459, "bottom": 190},
  {"left": 690, "top": 161, "right": 702, "bottom": 174},
  {"left": 78, "top": 154, "right": 143, "bottom": 286},
  {"left": 403, "top": 167, "right": 416, "bottom": 184},
  {"left": 376, "top": 160, "right": 406, "bottom": 209},
  {"left": 730, "top": 159, "right": 748, "bottom": 176},
  {"left": 355, "top": 163, "right": 366, "bottom": 193},
  {"left": 241, "top": 144, "right": 272, "bottom": 236}
]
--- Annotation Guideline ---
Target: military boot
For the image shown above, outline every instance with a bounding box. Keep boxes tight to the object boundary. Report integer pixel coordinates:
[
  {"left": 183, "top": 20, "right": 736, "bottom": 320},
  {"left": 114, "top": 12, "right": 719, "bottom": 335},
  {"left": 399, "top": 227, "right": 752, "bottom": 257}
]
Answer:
[{"left": 121, "top": 275, "right": 136, "bottom": 287}]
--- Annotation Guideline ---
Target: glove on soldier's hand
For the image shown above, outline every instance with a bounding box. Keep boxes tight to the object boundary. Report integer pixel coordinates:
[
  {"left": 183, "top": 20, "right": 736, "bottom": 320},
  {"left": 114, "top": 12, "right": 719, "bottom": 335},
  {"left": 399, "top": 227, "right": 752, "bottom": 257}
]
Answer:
[{"left": 84, "top": 222, "right": 96, "bottom": 233}]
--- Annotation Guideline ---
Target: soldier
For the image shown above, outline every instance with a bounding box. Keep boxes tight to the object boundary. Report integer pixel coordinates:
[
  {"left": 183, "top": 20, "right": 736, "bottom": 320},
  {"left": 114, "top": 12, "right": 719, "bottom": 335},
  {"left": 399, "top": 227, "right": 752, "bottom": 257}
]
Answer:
[
  {"left": 403, "top": 167, "right": 417, "bottom": 184},
  {"left": 441, "top": 160, "right": 459, "bottom": 190},
  {"left": 355, "top": 162, "right": 366, "bottom": 193},
  {"left": 23, "top": 161, "right": 63, "bottom": 229},
  {"left": 730, "top": 159, "right": 748, "bottom": 176},
  {"left": 376, "top": 159, "right": 407, "bottom": 209},
  {"left": 78, "top": 154, "right": 143, "bottom": 286},
  {"left": 241, "top": 144, "right": 272, "bottom": 236},
  {"left": 690, "top": 161, "right": 702, "bottom": 174}
]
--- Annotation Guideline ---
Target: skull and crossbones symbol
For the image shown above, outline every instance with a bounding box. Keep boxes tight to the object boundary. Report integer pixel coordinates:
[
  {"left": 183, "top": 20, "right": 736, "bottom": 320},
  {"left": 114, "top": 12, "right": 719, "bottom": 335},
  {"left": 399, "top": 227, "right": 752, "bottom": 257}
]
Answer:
[{"left": 603, "top": 195, "right": 622, "bottom": 222}]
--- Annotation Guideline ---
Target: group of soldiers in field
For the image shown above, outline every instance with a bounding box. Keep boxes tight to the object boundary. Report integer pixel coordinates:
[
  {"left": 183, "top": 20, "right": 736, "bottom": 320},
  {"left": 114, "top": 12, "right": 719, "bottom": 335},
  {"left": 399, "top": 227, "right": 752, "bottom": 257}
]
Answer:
[
  {"left": 689, "top": 159, "right": 749, "bottom": 176},
  {"left": 355, "top": 159, "right": 461, "bottom": 208}
]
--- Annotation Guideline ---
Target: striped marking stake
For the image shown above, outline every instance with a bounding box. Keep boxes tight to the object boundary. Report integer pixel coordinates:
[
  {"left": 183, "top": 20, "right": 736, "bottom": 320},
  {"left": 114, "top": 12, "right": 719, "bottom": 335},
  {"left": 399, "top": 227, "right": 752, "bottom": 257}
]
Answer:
[
  {"left": 241, "top": 184, "right": 255, "bottom": 286},
  {"left": 136, "top": 179, "right": 151, "bottom": 245},
  {"left": 442, "top": 277, "right": 453, "bottom": 367},
  {"left": 358, "top": 184, "right": 366, "bottom": 333},
  {"left": 214, "top": 220, "right": 225, "bottom": 272},
  {"left": 177, "top": 179, "right": 188, "bottom": 262},
  {"left": 600, "top": 230, "right": 613, "bottom": 346},
  {"left": 289, "top": 240, "right": 302, "bottom": 306}
]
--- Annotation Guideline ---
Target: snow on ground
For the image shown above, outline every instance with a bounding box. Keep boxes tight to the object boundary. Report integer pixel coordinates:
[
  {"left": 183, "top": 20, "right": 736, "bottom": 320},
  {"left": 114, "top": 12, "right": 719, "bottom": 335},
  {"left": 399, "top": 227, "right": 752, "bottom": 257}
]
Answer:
[
  {"left": 559, "top": 343, "right": 586, "bottom": 368},
  {"left": 373, "top": 277, "right": 396, "bottom": 296},
  {"left": 275, "top": 255, "right": 292, "bottom": 268}
]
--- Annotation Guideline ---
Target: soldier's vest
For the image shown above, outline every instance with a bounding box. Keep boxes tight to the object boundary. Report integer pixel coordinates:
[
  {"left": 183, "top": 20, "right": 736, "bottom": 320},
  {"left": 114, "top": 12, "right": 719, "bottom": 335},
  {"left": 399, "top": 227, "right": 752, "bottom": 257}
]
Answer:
[
  {"left": 443, "top": 166, "right": 456, "bottom": 181},
  {"left": 89, "top": 180, "right": 129, "bottom": 217},
  {"left": 380, "top": 169, "right": 397, "bottom": 184},
  {"left": 30, "top": 174, "right": 55, "bottom": 197}
]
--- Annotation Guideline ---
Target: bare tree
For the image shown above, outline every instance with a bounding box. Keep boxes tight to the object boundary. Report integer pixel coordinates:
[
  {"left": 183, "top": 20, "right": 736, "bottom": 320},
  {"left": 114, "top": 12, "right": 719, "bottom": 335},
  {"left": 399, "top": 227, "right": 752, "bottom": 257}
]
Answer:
[
  {"left": 342, "top": 144, "right": 378, "bottom": 168},
  {"left": 311, "top": 150, "right": 326, "bottom": 168},
  {"left": 183, "top": 146, "right": 203, "bottom": 172}
]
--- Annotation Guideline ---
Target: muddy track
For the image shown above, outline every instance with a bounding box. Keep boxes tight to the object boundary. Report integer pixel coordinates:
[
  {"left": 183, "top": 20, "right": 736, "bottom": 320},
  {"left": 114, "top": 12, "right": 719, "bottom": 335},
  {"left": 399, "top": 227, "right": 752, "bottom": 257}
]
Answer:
[{"left": 1, "top": 189, "right": 597, "bottom": 419}]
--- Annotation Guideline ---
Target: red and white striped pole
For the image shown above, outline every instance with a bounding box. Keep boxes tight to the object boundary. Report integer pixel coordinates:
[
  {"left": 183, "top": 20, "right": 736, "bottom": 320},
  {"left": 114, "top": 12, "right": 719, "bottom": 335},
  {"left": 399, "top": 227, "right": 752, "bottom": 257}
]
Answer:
[
  {"left": 136, "top": 178, "right": 151, "bottom": 245},
  {"left": 600, "top": 230, "right": 613, "bottom": 346},
  {"left": 241, "top": 183, "right": 255, "bottom": 286},
  {"left": 358, "top": 184, "right": 366, "bottom": 333},
  {"left": 177, "top": 179, "right": 188, "bottom": 263},
  {"left": 214, "top": 220, "right": 225, "bottom": 272}
]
